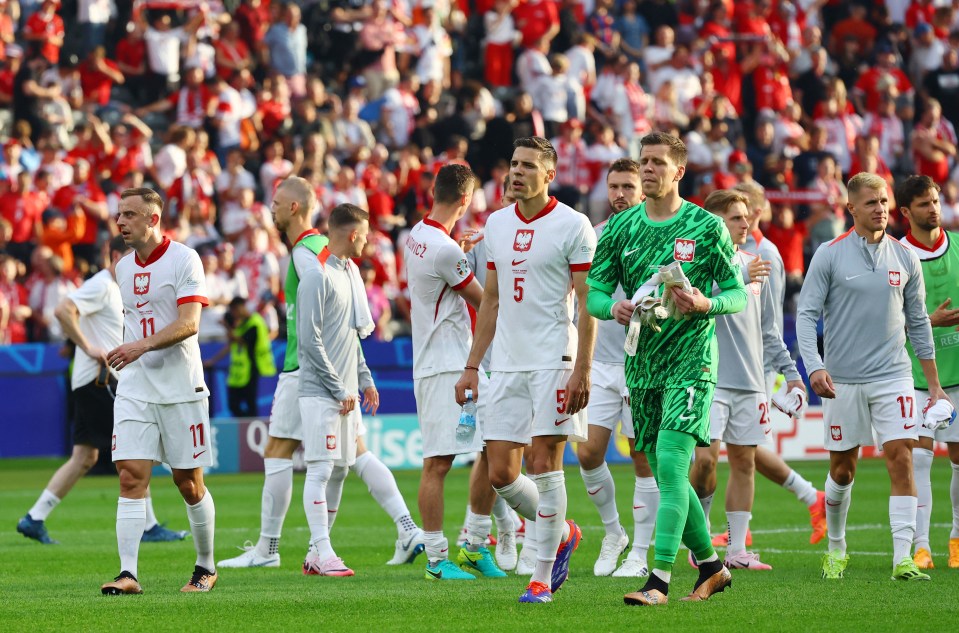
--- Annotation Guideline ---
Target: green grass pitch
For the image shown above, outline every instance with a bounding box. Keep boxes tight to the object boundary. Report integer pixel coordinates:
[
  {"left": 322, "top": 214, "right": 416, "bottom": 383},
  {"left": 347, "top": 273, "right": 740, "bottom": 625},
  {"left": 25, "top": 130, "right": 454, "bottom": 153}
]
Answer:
[{"left": 1, "top": 457, "right": 958, "bottom": 632}]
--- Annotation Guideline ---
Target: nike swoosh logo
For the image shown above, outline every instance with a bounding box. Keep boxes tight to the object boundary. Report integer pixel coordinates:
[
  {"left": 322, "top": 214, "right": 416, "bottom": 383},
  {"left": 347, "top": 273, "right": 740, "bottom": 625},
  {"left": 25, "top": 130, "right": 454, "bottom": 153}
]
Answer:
[
  {"left": 904, "top": 424, "right": 916, "bottom": 430},
  {"left": 399, "top": 534, "right": 417, "bottom": 551},
  {"left": 313, "top": 500, "right": 326, "bottom": 505},
  {"left": 587, "top": 487, "right": 603, "bottom": 496},
  {"left": 136, "top": 301, "right": 149, "bottom": 308},
  {"left": 845, "top": 274, "right": 867, "bottom": 281},
  {"left": 555, "top": 417, "right": 570, "bottom": 426},
  {"left": 825, "top": 500, "right": 841, "bottom": 507},
  {"left": 193, "top": 450, "right": 207, "bottom": 459},
  {"left": 633, "top": 505, "right": 645, "bottom": 510},
  {"left": 679, "top": 412, "right": 696, "bottom": 421},
  {"left": 440, "top": 547, "right": 448, "bottom": 554},
  {"left": 537, "top": 511, "right": 557, "bottom": 519},
  {"left": 426, "top": 567, "right": 442, "bottom": 579},
  {"left": 512, "top": 259, "right": 527, "bottom": 266},
  {"left": 510, "top": 503, "right": 522, "bottom": 511},
  {"left": 624, "top": 248, "right": 641, "bottom": 257}
]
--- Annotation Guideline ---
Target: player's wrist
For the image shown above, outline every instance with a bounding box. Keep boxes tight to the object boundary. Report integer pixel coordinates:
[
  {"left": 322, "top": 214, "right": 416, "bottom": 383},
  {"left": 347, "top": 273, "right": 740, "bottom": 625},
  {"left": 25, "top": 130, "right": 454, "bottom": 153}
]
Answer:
[{"left": 464, "top": 365, "right": 479, "bottom": 372}]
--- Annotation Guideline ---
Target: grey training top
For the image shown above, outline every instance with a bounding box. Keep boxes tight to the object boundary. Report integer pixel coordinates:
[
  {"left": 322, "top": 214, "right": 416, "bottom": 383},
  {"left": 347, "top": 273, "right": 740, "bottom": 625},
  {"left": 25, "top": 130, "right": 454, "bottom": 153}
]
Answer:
[
  {"left": 742, "top": 232, "right": 786, "bottom": 373},
  {"left": 296, "top": 252, "right": 374, "bottom": 401},
  {"left": 717, "top": 250, "right": 801, "bottom": 392},
  {"left": 796, "top": 229, "right": 935, "bottom": 384}
]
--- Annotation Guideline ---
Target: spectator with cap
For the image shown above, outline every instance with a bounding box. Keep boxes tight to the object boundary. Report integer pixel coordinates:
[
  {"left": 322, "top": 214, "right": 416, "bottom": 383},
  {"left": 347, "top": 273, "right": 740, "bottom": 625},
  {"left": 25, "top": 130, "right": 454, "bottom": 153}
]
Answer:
[
  {"left": 262, "top": 2, "right": 308, "bottom": 97},
  {"left": 909, "top": 22, "right": 945, "bottom": 87}
]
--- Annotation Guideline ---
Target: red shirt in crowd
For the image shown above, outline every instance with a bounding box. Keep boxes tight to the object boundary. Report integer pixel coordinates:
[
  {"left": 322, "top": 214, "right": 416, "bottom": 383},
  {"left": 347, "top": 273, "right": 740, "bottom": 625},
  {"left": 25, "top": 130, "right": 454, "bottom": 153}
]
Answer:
[
  {"left": 23, "top": 9, "right": 65, "bottom": 64},
  {"left": 753, "top": 63, "right": 792, "bottom": 113},
  {"left": 0, "top": 191, "right": 44, "bottom": 243},
  {"left": 80, "top": 58, "right": 122, "bottom": 106},
  {"left": 234, "top": 0, "right": 272, "bottom": 48},
  {"left": 764, "top": 222, "right": 807, "bottom": 276},
  {"left": 115, "top": 35, "right": 147, "bottom": 74},
  {"left": 854, "top": 67, "right": 912, "bottom": 114},
  {"left": 51, "top": 182, "right": 106, "bottom": 246},
  {"left": 513, "top": 0, "right": 560, "bottom": 48}
]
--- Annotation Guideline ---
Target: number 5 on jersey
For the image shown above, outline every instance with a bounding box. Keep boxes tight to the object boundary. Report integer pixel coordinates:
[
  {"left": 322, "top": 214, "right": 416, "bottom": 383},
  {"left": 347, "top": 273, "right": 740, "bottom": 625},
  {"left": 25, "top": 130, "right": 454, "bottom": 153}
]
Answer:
[{"left": 514, "top": 277, "right": 525, "bottom": 302}]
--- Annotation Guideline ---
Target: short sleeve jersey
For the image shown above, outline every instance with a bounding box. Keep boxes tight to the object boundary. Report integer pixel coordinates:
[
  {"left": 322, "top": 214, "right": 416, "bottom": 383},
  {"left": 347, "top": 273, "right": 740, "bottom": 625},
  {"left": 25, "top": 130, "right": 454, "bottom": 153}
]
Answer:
[
  {"left": 406, "top": 218, "right": 476, "bottom": 379},
  {"left": 485, "top": 197, "right": 596, "bottom": 371},
  {"left": 116, "top": 238, "right": 210, "bottom": 403},
  {"left": 282, "top": 230, "right": 329, "bottom": 372},
  {"left": 67, "top": 269, "right": 123, "bottom": 390},
  {"left": 587, "top": 200, "right": 742, "bottom": 389},
  {"left": 902, "top": 230, "right": 959, "bottom": 389}
]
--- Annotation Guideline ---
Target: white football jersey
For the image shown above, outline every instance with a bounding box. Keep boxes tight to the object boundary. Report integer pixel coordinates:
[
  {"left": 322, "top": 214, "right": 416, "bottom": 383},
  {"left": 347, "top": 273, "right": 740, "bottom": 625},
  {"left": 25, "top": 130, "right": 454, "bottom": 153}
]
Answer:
[
  {"left": 116, "top": 238, "right": 210, "bottom": 404},
  {"left": 406, "top": 218, "right": 475, "bottom": 379},
  {"left": 68, "top": 269, "right": 123, "bottom": 390},
  {"left": 591, "top": 219, "right": 628, "bottom": 366},
  {"left": 485, "top": 198, "right": 596, "bottom": 371}
]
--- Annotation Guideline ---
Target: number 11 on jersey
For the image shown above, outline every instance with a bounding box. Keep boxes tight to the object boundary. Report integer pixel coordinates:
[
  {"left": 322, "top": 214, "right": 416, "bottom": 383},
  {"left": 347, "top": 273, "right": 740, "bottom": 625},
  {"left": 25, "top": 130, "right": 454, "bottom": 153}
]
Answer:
[{"left": 140, "top": 317, "right": 155, "bottom": 337}]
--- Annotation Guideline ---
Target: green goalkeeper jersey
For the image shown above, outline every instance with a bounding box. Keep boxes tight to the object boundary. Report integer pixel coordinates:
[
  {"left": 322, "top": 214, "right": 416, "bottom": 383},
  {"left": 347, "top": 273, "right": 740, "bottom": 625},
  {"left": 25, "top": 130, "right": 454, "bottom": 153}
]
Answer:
[
  {"left": 587, "top": 199, "right": 744, "bottom": 389},
  {"left": 902, "top": 230, "right": 959, "bottom": 389}
]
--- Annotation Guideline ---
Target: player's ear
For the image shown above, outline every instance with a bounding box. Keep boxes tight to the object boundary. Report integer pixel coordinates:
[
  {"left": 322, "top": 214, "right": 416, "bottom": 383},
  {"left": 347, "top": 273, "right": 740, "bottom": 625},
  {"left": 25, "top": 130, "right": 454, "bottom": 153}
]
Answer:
[{"left": 674, "top": 164, "right": 686, "bottom": 181}]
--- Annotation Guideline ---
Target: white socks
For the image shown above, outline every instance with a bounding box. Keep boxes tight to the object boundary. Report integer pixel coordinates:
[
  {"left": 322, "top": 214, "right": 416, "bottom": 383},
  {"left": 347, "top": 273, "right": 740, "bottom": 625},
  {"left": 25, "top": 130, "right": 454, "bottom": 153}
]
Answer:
[
  {"left": 913, "top": 448, "right": 934, "bottom": 551},
  {"left": 493, "top": 474, "right": 539, "bottom": 520},
  {"left": 257, "top": 458, "right": 293, "bottom": 557},
  {"left": 652, "top": 568, "right": 671, "bottom": 583},
  {"left": 825, "top": 475, "right": 853, "bottom": 554},
  {"left": 144, "top": 495, "right": 159, "bottom": 531},
  {"left": 304, "top": 460, "right": 335, "bottom": 560},
  {"left": 952, "top": 463, "right": 959, "bottom": 539},
  {"left": 28, "top": 489, "right": 61, "bottom": 521},
  {"left": 580, "top": 463, "right": 620, "bottom": 537},
  {"left": 352, "top": 452, "right": 417, "bottom": 537},
  {"left": 726, "top": 511, "right": 751, "bottom": 556},
  {"left": 530, "top": 471, "right": 568, "bottom": 586},
  {"left": 186, "top": 491, "right": 216, "bottom": 572},
  {"left": 424, "top": 531, "right": 448, "bottom": 563},
  {"left": 783, "top": 469, "right": 820, "bottom": 507},
  {"left": 698, "top": 492, "right": 714, "bottom": 533},
  {"left": 326, "top": 465, "right": 349, "bottom": 531},
  {"left": 492, "top": 494, "right": 515, "bottom": 533},
  {"left": 116, "top": 497, "right": 146, "bottom": 578},
  {"left": 890, "top": 495, "right": 918, "bottom": 566},
  {"left": 466, "top": 511, "right": 493, "bottom": 552},
  {"left": 630, "top": 476, "right": 659, "bottom": 561}
]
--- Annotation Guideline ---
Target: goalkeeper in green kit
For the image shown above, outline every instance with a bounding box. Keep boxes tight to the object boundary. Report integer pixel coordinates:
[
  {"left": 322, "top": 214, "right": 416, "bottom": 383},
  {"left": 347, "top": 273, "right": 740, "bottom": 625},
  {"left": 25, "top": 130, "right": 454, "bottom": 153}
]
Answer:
[{"left": 586, "top": 132, "right": 747, "bottom": 606}]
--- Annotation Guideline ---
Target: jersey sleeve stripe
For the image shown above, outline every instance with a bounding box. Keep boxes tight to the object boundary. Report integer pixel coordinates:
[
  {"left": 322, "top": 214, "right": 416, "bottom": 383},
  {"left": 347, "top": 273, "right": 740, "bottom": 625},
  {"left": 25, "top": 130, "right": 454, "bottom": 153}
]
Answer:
[
  {"left": 569, "top": 263, "right": 591, "bottom": 272},
  {"left": 177, "top": 295, "right": 210, "bottom": 306},
  {"left": 451, "top": 272, "right": 475, "bottom": 291},
  {"left": 487, "top": 261, "right": 496, "bottom": 270}
]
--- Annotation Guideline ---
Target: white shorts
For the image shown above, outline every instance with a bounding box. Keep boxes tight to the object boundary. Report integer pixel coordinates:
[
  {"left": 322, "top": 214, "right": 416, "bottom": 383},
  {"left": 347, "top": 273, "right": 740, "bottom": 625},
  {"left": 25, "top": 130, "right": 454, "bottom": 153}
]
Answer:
[
  {"left": 709, "top": 388, "right": 770, "bottom": 445},
  {"left": 268, "top": 371, "right": 302, "bottom": 441},
  {"left": 586, "top": 360, "right": 634, "bottom": 439},
  {"left": 300, "top": 396, "right": 367, "bottom": 466},
  {"left": 823, "top": 378, "right": 918, "bottom": 451},
  {"left": 112, "top": 395, "right": 212, "bottom": 469},
  {"left": 916, "top": 386, "right": 959, "bottom": 443},
  {"left": 414, "top": 371, "right": 486, "bottom": 458},
  {"left": 484, "top": 369, "right": 588, "bottom": 444}
]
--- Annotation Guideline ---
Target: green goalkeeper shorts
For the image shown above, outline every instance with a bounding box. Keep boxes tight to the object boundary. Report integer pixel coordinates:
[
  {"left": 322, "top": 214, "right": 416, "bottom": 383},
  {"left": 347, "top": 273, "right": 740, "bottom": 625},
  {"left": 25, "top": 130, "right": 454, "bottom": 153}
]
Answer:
[{"left": 629, "top": 381, "right": 714, "bottom": 453}]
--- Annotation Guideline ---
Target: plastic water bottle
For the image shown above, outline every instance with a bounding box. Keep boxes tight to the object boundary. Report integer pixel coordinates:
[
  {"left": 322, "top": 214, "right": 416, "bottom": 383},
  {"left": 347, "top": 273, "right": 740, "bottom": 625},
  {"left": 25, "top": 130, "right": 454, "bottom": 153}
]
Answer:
[{"left": 456, "top": 389, "right": 477, "bottom": 445}]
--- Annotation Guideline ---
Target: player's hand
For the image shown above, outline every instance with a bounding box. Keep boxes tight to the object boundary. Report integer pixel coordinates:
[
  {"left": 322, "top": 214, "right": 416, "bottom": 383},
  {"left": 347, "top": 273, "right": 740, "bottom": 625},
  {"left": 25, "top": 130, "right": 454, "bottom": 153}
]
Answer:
[
  {"left": 85, "top": 346, "right": 109, "bottom": 366},
  {"left": 455, "top": 369, "right": 479, "bottom": 406},
  {"left": 929, "top": 298, "right": 959, "bottom": 328},
  {"left": 612, "top": 300, "right": 635, "bottom": 326},
  {"left": 670, "top": 286, "right": 711, "bottom": 316},
  {"left": 929, "top": 386, "right": 952, "bottom": 407},
  {"left": 362, "top": 386, "right": 380, "bottom": 416},
  {"left": 107, "top": 341, "right": 150, "bottom": 371},
  {"left": 809, "top": 369, "right": 836, "bottom": 399},
  {"left": 786, "top": 379, "right": 807, "bottom": 395},
  {"left": 563, "top": 368, "right": 590, "bottom": 414},
  {"left": 748, "top": 255, "right": 771, "bottom": 283},
  {"left": 458, "top": 229, "right": 483, "bottom": 254},
  {"left": 339, "top": 395, "right": 357, "bottom": 415}
]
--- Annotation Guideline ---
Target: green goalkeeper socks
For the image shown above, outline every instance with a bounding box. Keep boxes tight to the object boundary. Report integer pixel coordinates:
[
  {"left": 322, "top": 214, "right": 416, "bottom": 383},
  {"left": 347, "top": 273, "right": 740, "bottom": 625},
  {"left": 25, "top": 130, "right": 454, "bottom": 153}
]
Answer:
[{"left": 647, "top": 430, "right": 717, "bottom": 571}]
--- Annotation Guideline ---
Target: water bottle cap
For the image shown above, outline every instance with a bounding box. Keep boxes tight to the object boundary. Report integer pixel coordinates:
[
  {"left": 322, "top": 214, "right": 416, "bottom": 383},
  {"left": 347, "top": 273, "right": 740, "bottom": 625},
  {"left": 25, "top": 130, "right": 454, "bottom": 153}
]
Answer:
[{"left": 465, "top": 389, "right": 473, "bottom": 400}]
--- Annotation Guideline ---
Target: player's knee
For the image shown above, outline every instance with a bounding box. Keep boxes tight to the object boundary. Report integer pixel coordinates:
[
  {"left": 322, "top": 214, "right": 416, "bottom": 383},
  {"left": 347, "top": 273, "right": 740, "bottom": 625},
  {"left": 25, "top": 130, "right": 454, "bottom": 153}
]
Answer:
[
  {"left": 576, "top": 445, "right": 603, "bottom": 470},
  {"left": 423, "top": 457, "right": 453, "bottom": 478},
  {"left": 173, "top": 474, "right": 204, "bottom": 504},
  {"left": 830, "top": 465, "right": 855, "bottom": 486},
  {"left": 488, "top": 466, "right": 516, "bottom": 490},
  {"left": 79, "top": 450, "right": 99, "bottom": 471},
  {"left": 117, "top": 468, "right": 148, "bottom": 496}
]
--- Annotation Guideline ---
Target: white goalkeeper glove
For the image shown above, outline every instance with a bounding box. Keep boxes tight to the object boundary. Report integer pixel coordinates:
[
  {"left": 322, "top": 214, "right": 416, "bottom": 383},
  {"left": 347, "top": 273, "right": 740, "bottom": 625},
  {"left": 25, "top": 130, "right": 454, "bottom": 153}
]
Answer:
[{"left": 922, "top": 398, "right": 957, "bottom": 431}]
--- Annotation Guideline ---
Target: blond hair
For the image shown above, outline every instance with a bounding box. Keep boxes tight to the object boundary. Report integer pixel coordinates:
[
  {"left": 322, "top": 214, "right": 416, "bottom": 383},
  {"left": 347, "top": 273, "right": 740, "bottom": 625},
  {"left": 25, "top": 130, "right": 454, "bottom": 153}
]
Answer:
[
  {"left": 732, "top": 180, "right": 766, "bottom": 212},
  {"left": 847, "top": 172, "right": 887, "bottom": 196},
  {"left": 704, "top": 189, "right": 749, "bottom": 216}
]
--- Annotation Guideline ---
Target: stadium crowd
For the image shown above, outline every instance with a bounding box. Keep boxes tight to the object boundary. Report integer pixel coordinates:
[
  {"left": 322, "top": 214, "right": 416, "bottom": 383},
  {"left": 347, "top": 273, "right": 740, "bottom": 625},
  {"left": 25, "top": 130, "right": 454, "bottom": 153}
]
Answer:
[{"left": 3, "top": 0, "right": 959, "bottom": 345}]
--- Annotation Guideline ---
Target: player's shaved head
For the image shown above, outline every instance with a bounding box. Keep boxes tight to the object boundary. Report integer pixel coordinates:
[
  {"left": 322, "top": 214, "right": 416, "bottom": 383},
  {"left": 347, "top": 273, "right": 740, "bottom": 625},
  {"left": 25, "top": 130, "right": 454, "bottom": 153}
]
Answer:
[
  {"left": 276, "top": 176, "right": 315, "bottom": 217},
  {"left": 120, "top": 187, "right": 164, "bottom": 217},
  {"left": 640, "top": 132, "right": 687, "bottom": 167},
  {"left": 704, "top": 189, "right": 749, "bottom": 216},
  {"left": 433, "top": 164, "right": 476, "bottom": 205}
]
